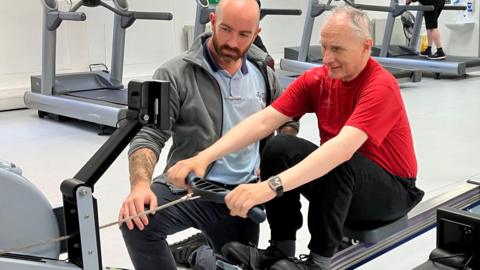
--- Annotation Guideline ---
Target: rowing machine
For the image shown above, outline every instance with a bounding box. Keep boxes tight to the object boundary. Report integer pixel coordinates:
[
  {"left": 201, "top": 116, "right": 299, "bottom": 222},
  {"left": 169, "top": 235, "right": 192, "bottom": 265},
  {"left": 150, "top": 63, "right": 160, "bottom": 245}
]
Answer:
[{"left": 0, "top": 80, "right": 170, "bottom": 269}]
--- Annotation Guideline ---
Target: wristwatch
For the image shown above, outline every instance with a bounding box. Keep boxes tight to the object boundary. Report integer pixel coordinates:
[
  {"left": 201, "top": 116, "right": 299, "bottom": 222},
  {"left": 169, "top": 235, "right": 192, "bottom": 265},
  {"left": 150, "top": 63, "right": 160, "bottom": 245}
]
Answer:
[{"left": 267, "top": 175, "right": 284, "bottom": 197}]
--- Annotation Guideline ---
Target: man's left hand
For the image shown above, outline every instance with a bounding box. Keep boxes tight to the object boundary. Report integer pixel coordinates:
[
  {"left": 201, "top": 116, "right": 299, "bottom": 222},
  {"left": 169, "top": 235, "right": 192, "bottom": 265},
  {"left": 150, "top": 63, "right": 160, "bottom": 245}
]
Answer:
[{"left": 225, "top": 181, "right": 276, "bottom": 218}]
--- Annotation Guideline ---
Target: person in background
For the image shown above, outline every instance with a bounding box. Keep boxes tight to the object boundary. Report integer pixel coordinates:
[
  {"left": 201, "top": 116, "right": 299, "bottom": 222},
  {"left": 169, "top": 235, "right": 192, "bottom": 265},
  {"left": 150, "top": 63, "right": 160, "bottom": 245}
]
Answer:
[{"left": 407, "top": 0, "right": 446, "bottom": 60}]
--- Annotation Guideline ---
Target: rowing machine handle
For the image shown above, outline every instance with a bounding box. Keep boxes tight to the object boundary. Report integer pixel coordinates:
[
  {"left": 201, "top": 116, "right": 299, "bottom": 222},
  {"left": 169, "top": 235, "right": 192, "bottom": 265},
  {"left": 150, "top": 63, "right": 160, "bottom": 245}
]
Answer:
[{"left": 189, "top": 177, "right": 267, "bottom": 223}]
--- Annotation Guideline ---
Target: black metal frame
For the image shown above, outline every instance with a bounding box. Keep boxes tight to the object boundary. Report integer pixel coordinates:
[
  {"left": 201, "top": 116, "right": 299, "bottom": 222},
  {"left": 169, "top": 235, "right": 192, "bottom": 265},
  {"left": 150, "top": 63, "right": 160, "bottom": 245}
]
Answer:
[{"left": 58, "top": 80, "right": 170, "bottom": 268}]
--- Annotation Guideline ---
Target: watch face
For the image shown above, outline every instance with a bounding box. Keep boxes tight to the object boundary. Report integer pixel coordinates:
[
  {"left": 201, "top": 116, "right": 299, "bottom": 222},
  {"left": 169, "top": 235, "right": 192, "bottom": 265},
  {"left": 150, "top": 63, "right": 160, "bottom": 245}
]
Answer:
[
  {"left": 269, "top": 176, "right": 282, "bottom": 190},
  {"left": 268, "top": 176, "right": 283, "bottom": 197},
  {"left": 270, "top": 177, "right": 282, "bottom": 188}
]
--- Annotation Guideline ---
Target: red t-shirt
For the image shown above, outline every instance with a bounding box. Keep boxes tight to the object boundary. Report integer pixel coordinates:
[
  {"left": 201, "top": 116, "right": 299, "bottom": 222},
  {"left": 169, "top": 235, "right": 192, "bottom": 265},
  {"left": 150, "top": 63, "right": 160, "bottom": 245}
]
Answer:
[{"left": 272, "top": 58, "right": 417, "bottom": 178}]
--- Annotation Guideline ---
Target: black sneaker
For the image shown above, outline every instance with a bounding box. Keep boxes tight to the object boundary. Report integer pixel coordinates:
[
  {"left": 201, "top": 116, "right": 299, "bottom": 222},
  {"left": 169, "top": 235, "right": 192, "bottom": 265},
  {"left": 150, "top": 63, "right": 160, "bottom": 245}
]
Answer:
[
  {"left": 270, "top": 255, "right": 323, "bottom": 270},
  {"left": 169, "top": 232, "right": 208, "bottom": 268},
  {"left": 221, "top": 241, "right": 288, "bottom": 270},
  {"left": 419, "top": 48, "right": 432, "bottom": 58},
  {"left": 428, "top": 50, "right": 446, "bottom": 60}
]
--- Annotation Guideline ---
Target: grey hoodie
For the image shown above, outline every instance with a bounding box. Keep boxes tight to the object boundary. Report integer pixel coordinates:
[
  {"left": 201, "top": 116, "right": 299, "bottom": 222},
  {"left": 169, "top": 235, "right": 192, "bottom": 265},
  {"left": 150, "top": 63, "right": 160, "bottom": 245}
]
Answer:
[{"left": 129, "top": 32, "right": 298, "bottom": 173}]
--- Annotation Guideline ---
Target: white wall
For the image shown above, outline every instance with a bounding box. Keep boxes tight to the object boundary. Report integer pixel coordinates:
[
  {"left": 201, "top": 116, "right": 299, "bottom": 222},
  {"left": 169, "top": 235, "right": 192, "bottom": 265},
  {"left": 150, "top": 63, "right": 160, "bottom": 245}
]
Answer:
[{"left": 0, "top": 0, "right": 44, "bottom": 110}]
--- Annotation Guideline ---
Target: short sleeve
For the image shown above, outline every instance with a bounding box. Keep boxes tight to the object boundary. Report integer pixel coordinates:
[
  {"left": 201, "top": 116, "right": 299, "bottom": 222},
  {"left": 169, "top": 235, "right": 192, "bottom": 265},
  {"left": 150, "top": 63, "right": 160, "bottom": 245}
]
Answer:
[{"left": 271, "top": 67, "right": 324, "bottom": 119}]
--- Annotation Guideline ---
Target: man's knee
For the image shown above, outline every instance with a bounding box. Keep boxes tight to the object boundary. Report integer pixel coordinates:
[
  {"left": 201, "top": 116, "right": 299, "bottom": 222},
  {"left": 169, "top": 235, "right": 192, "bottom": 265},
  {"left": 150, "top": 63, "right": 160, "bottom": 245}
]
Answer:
[
  {"left": 262, "top": 135, "right": 293, "bottom": 160},
  {"left": 120, "top": 220, "right": 167, "bottom": 248},
  {"left": 262, "top": 134, "right": 314, "bottom": 159},
  {"left": 261, "top": 135, "right": 317, "bottom": 177}
]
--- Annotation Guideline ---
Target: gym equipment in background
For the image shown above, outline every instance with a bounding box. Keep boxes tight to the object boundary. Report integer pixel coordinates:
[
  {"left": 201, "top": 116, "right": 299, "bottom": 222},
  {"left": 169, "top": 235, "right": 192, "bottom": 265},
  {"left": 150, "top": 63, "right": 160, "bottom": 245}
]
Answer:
[
  {"left": 25, "top": 0, "right": 173, "bottom": 131},
  {"left": 281, "top": 0, "right": 429, "bottom": 84},
  {"left": 372, "top": 0, "right": 477, "bottom": 79}
]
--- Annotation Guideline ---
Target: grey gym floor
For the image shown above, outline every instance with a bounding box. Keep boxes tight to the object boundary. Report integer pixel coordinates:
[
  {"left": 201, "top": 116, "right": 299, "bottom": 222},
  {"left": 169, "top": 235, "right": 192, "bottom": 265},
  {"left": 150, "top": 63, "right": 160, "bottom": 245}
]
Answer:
[{"left": 1, "top": 72, "right": 480, "bottom": 269}]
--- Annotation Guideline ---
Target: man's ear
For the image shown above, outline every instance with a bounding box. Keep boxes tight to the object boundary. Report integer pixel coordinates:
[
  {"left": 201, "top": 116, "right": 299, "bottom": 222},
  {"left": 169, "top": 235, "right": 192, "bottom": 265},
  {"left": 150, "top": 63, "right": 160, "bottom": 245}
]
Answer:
[
  {"left": 364, "top": 38, "right": 373, "bottom": 54},
  {"left": 209, "top": 12, "right": 216, "bottom": 31},
  {"left": 253, "top": 27, "right": 262, "bottom": 41}
]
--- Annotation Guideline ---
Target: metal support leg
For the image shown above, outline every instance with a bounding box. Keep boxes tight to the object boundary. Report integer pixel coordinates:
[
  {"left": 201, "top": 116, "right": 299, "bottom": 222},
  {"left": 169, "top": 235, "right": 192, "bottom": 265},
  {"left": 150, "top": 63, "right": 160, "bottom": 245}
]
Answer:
[
  {"left": 76, "top": 186, "right": 102, "bottom": 270},
  {"left": 298, "top": 0, "right": 318, "bottom": 62},
  {"left": 409, "top": 10, "right": 424, "bottom": 52},
  {"left": 380, "top": 0, "right": 397, "bottom": 57}
]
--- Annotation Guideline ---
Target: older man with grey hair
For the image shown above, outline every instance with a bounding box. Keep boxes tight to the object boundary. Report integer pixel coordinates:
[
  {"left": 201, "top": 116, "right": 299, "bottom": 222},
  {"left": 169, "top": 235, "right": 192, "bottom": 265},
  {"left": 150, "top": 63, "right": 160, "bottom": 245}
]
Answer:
[{"left": 167, "top": 5, "right": 424, "bottom": 270}]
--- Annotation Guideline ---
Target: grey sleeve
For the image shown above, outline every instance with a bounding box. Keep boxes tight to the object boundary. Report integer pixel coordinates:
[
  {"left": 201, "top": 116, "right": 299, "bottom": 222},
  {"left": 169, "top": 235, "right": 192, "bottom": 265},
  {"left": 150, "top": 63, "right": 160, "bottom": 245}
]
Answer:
[
  {"left": 128, "top": 67, "right": 181, "bottom": 160},
  {"left": 268, "top": 66, "right": 283, "bottom": 101}
]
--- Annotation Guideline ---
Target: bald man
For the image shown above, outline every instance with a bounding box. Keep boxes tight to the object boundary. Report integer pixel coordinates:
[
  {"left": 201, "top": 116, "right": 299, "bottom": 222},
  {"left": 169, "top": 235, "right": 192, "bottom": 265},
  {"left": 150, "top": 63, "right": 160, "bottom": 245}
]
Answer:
[
  {"left": 118, "top": 0, "right": 298, "bottom": 269},
  {"left": 167, "top": 6, "right": 424, "bottom": 270}
]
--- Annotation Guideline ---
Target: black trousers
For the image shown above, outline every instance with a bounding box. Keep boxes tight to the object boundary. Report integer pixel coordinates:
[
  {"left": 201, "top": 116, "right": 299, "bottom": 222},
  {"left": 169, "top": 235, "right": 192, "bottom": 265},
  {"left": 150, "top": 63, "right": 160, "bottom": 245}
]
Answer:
[
  {"left": 260, "top": 135, "right": 424, "bottom": 257},
  {"left": 419, "top": 0, "right": 445, "bottom": 29}
]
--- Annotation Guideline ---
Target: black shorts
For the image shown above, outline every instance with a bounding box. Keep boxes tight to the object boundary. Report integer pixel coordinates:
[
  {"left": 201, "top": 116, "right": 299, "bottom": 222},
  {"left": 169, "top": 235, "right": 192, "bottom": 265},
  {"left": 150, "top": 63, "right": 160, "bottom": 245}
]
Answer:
[{"left": 419, "top": 0, "right": 445, "bottom": 29}]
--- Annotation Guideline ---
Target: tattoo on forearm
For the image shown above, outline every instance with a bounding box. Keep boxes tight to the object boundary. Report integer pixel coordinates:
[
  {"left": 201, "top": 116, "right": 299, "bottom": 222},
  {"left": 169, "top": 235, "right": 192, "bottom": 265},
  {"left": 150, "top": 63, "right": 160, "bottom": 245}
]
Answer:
[{"left": 129, "top": 149, "right": 157, "bottom": 185}]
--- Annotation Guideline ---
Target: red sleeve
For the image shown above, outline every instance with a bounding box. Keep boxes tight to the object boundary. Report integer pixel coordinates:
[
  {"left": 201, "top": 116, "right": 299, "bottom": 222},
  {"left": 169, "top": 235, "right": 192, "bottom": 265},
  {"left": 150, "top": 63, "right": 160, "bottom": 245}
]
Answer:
[
  {"left": 346, "top": 84, "right": 403, "bottom": 146},
  {"left": 271, "top": 67, "right": 323, "bottom": 119}
]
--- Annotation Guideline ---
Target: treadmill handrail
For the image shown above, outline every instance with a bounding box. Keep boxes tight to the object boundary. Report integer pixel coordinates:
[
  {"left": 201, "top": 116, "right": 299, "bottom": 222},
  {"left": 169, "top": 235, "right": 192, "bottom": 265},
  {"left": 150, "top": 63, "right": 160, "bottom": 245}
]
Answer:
[
  {"left": 311, "top": 4, "right": 333, "bottom": 17},
  {"left": 260, "top": 8, "right": 302, "bottom": 20},
  {"left": 47, "top": 11, "right": 86, "bottom": 30},
  {"left": 57, "top": 11, "right": 87, "bottom": 21},
  {"left": 443, "top": 5, "right": 467, "bottom": 10},
  {"left": 131, "top": 11, "right": 174, "bottom": 21},
  {"left": 343, "top": 0, "right": 392, "bottom": 12},
  {"left": 393, "top": 5, "right": 434, "bottom": 17},
  {"left": 98, "top": 1, "right": 173, "bottom": 21},
  {"left": 343, "top": 0, "right": 434, "bottom": 16},
  {"left": 68, "top": 0, "right": 173, "bottom": 24},
  {"left": 99, "top": 1, "right": 173, "bottom": 29}
]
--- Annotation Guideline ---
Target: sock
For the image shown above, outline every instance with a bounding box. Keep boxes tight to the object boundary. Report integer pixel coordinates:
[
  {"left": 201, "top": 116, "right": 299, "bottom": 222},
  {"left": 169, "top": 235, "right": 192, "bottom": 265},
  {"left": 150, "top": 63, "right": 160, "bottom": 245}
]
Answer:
[
  {"left": 273, "top": 240, "right": 296, "bottom": 257},
  {"left": 310, "top": 252, "right": 332, "bottom": 270},
  {"left": 188, "top": 245, "right": 215, "bottom": 269}
]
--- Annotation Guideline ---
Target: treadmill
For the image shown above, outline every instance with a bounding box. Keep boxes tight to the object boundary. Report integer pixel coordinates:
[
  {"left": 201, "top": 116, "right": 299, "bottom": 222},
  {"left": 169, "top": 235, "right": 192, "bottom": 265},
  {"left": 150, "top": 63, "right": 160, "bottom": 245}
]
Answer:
[
  {"left": 24, "top": 0, "right": 173, "bottom": 128},
  {"left": 281, "top": 0, "right": 427, "bottom": 85},
  {"left": 373, "top": 0, "right": 478, "bottom": 79}
]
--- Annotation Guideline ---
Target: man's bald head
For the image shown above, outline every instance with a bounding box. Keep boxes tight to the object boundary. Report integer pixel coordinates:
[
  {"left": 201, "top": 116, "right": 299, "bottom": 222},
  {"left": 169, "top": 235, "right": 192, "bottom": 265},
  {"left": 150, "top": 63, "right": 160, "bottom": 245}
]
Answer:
[{"left": 215, "top": 0, "right": 261, "bottom": 26}]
